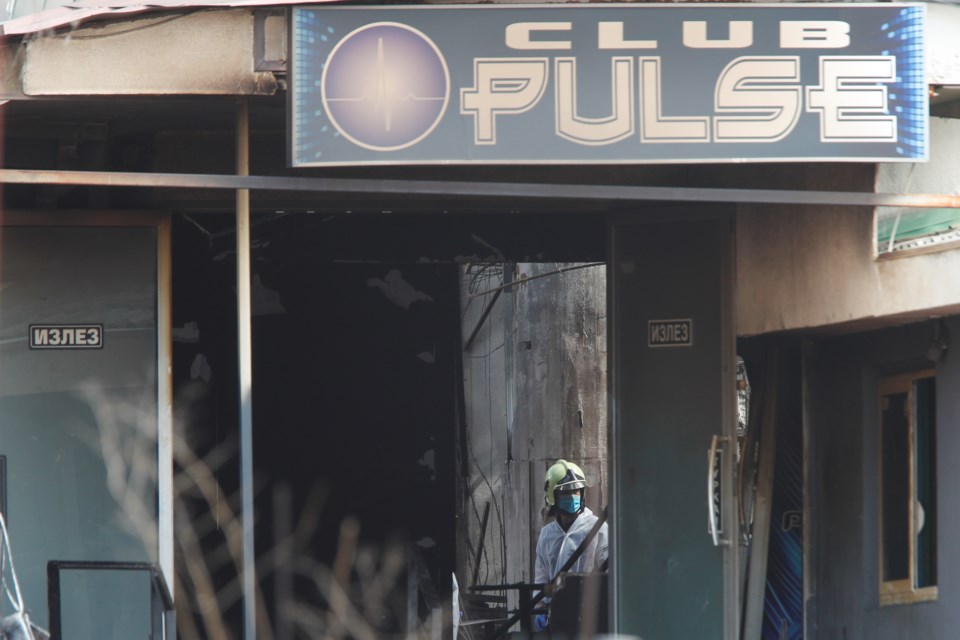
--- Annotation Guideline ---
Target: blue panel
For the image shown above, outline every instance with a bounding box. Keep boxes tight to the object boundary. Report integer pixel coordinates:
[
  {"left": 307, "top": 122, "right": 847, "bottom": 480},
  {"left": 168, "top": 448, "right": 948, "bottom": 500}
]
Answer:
[{"left": 763, "top": 403, "right": 804, "bottom": 640}]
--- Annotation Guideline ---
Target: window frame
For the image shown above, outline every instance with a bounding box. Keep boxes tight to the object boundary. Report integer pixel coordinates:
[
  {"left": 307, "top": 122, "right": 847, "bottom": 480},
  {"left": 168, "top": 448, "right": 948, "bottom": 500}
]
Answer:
[{"left": 878, "top": 369, "right": 938, "bottom": 606}]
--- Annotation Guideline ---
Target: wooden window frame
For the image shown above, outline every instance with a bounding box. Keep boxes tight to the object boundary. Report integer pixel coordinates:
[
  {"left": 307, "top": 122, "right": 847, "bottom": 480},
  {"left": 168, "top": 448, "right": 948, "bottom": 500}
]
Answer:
[{"left": 878, "top": 369, "right": 938, "bottom": 606}]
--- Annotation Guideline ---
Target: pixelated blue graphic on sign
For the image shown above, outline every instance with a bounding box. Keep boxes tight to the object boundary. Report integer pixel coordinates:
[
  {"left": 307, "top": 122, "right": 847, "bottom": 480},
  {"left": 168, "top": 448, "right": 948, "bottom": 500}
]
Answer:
[{"left": 881, "top": 6, "right": 926, "bottom": 158}]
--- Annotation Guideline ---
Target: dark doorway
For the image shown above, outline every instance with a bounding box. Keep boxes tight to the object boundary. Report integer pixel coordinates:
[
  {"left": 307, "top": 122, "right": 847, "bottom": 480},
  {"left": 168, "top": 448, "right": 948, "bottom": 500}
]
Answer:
[{"left": 170, "top": 210, "right": 607, "bottom": 637}]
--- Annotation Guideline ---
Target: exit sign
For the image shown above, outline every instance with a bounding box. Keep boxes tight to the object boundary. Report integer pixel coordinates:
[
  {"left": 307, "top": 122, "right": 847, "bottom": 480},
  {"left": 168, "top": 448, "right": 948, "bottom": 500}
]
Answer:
[{"left": 648, "top": 319, "right": 693, "bottom": 348}]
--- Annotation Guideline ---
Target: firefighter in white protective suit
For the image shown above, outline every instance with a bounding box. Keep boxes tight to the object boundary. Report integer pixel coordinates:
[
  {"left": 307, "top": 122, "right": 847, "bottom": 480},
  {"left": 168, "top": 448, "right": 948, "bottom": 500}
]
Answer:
[{"left": 533, "top": 459, "right": 609, "bottom": 632}]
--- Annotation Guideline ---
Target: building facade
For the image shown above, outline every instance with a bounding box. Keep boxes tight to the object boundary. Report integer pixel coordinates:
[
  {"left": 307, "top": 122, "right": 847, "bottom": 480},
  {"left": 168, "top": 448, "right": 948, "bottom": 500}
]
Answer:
[{"left": 0, "top": 1, "right": 959, "bottom": 638}]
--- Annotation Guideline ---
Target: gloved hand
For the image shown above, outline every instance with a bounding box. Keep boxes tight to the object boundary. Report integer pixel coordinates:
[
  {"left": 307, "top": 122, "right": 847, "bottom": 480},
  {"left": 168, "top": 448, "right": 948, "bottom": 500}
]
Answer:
[{"left": 534, "top": 613, "right": 549, "bottom": 632}]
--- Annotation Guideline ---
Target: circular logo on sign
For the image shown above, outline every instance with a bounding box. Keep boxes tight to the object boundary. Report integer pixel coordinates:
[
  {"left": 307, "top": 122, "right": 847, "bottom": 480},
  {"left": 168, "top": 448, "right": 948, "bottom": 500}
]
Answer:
[{"left": 321, "top": 22, "right": 450, "bottom": 152}]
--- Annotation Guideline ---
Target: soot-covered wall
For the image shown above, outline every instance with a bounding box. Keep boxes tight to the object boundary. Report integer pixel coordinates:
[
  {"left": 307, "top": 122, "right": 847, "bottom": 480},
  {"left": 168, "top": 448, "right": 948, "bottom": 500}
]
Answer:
[
  {"left": 171, "top": 213, "right": 465, "bottom": 634},
  {"left": 169, "top": 210, "right": 607, "bottom": 635},
  {"left": 806, "top": 317, "right": 960, "bottom": 640}
]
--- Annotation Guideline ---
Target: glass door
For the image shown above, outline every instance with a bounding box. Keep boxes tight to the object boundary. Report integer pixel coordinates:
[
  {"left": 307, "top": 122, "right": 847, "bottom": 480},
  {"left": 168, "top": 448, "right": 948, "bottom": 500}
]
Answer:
[
  {"left": 609, "top": 211, "right": 739, "bottom": 640},
  {"left": 0, "top": 215, "right": 171, "bottom": 638}
]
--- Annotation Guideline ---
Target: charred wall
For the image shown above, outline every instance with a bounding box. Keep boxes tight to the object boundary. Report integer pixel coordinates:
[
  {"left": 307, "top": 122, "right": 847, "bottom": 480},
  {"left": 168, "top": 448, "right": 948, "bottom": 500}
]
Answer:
[
  {"left": 805, "top": 318, "right": 960, "bottom": 640},
  {"left": 168, "top": 210, "right": 607, "bottom": 635}
]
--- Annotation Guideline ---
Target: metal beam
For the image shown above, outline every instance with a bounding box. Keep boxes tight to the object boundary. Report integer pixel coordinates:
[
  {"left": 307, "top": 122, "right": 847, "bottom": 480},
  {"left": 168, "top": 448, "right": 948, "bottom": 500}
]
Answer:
[
  {"left": 235, "top": 99, "right": 257, "bottom": 640},
  {"left": 157, "top": 216, "right": 175, "bottom": 605},
  {"left": 2, "top": 168, "right": 960, "bottom": 209}
]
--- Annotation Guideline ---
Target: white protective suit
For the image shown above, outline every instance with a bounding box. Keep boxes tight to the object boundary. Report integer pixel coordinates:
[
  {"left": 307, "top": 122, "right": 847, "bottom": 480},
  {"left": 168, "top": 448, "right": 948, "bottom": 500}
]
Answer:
[{"left": 534, "top": 506, "right": 609, "bottom": 595}]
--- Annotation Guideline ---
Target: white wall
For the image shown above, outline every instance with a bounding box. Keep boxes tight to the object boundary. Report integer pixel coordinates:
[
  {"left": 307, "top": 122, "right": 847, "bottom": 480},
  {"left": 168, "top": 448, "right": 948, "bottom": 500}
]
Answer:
[
  {"left": 927, "top": 3, "right": 960, "bottom": 86},
  {"left": 20, "top": 10, "right": 277, "bottom": 96},
  {"left": 878, "top": 117, "right": 960, "bottom": 205}
]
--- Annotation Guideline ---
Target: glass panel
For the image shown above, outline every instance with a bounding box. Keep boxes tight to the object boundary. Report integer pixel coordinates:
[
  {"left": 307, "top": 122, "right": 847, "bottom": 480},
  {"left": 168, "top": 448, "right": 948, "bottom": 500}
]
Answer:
[
  {"left": 914, "top": 377, "right": 937, "bottom": 588},
  {"left": 0, "top": 226, "right": 158, "bottom": 634},
  {"left": 881, "top": 391, "right": 910, "bottom": 582},
  {"left": 876, "top": 208, "right": 960, "bottom": 255},
  {"left": 60, "top": 569, "right": 152, "bottom": 639}
]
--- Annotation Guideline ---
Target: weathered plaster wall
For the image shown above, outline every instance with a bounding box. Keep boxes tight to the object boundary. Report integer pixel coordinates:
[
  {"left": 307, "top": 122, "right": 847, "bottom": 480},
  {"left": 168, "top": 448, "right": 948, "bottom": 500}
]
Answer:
[
  {"left": 511, "top": 262, "right": 608, "bottom": 511},
  {"left": 738, "top": 118, "right": 960, "bottom": 336},
  {"left": 21, "top": 10, "right": 277, "bottom": 95},
  {"left": 459, "top": 265, "right": 511, "bottom": 589},
  {"left": 458, "top": 263, "right": 607, "bottom": 596},
  {"left": 926, "top": 3, "right": 960, "bottom": 87},
  {"left": 878, "top": 117, "right": 960, "bottom": 214}
]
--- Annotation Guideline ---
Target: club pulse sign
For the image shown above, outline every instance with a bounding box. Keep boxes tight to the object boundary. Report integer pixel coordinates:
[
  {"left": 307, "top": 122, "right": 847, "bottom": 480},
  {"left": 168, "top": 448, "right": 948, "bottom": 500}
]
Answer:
[{"left": 290, "top": 4, "right": 926, "bottom": 166}]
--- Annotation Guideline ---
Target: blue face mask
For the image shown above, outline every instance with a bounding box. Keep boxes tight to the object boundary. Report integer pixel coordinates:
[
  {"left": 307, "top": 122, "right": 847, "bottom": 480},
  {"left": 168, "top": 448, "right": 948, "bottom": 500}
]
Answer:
[{"left": 558, "top": 494, "right": 581, "bottom": 514}]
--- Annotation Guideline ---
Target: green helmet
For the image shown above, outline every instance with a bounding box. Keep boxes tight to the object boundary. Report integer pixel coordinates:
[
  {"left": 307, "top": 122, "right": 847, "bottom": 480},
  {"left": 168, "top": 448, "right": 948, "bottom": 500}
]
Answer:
[{"left": 544, "top": 459, "right": 587, "bottom": 507}]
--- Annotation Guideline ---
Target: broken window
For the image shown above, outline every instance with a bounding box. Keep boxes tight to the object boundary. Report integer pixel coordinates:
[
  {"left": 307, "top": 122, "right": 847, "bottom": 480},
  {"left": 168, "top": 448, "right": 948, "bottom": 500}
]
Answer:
[{"left": 876, "top": 208, "right": 960, "bottom": 257}]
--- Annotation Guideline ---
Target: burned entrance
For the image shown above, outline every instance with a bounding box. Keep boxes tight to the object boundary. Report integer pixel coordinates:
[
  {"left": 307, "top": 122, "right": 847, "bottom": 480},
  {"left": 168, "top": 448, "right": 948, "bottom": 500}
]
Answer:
[{"left": 168, "top": 208, "right": 608, "bottom": 637}]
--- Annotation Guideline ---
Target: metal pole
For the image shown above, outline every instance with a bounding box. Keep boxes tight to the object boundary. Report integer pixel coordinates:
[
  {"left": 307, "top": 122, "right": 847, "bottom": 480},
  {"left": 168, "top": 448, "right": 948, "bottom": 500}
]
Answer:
[
  {"left": 236, "top": 97, "right": 257, "bottom": 640},
  {"left": 157, "top": 216, "right": 175, "bottom": 603},
  {"left": 1, "top": 168, "right": 960, "bottom": 209}
]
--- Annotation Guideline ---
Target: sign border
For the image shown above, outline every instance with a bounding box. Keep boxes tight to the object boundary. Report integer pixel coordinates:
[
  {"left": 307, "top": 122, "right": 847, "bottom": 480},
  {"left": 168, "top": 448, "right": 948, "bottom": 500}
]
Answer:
[
  {"left": 28, "top": 324, "right": 105, "bottom": 350},
  {"left": 290, "top": 2, "right": 928, "bottom": 167},
  {"left": 648, "top": 318, "right": 694, "bottom": 348}
]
